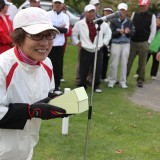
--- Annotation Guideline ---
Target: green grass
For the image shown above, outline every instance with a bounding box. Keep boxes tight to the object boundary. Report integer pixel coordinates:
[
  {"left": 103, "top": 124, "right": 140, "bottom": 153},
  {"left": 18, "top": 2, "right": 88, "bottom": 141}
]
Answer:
[{"left": 32, "top": 45, "right": 160, "bottom": 160}]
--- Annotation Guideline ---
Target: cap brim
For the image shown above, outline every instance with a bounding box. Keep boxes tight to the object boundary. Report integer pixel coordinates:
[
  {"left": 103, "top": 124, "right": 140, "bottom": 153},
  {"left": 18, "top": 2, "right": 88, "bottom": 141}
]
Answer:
[
  {"left": 103, "top": 8, "right": 113, "bottom": 12},
  {"left": 6, "top": 2, "right": 12, "bottom": 5},
  {"left": 22, "top": 24, "right": 60, "bottom": 34}
]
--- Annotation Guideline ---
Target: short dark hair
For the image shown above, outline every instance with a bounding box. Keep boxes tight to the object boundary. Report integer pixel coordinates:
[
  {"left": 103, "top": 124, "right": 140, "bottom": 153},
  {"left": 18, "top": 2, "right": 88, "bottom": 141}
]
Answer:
[
  {"left": 0, "top": 0, "right": 5, "bottom": 11},
  {"left": 10, "top": 28, "right": 26, "bottom": 46}
]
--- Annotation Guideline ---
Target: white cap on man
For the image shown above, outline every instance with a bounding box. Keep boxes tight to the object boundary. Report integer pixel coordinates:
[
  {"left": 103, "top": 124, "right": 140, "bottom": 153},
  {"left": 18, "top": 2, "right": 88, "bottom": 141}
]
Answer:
[
  {"left": 29, "top": 0, "right": 40, "bottom": 2},
  {"left": 13, "top": 7, "right": 59, "bottom": 34},
  {"left": 90, "top": 0, "right": 99, "bottom": 5},
  {"left": 52, "top": 0, "right": 64, "bottom": 3},
  {"left": 117, "top": 3, "right": 128, "bottom": 11},
  {"left": 84, "top": 4, "right": 95, "bottom": 12}
]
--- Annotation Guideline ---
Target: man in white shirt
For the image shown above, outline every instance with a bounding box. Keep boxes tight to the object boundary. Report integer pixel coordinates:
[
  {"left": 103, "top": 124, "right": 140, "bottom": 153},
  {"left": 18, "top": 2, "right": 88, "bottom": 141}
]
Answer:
[
  {"left": 72, "top": 4, "right": 111, "bottom": 93},
  {"left": 6, "top": 0, "right": 17, "bottom": 22},
  {"left": 48, "top": 0, "right": 69, "bottom": 95}
]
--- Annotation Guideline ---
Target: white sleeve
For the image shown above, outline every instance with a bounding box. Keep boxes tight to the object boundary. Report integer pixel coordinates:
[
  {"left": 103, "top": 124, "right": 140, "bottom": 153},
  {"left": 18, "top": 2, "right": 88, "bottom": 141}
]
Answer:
[
  {"left": 148, "top": 14, "right": 157, "bottom": 44},
  {"left": 72, "top": 22, "right": 80, "bottom": 45},
  {"left": 0, "top": 67, "right": 9, "bottom": 120},
  {"left": 63, "top": 13, "right": 70, "bottom": 30},
  {"left": 103, "top": 23, "right": 112, "bottom": 46}
]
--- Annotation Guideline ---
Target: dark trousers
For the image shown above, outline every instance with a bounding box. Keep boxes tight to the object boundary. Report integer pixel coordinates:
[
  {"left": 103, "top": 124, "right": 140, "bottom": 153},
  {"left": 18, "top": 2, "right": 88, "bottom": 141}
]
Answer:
[
  {"left": 48, "top": 46, "right": 64, "bottom": 90},
  {"left": 79, "top": 48, "right": 103, "bottom": 89},
  {"left": 147, "top": 51, "right": 159, "bottom": 76},
  {"left": 101, "top": 46, "right": 110, "bottom": 79},
  {"left": 136, "top": 51, "right": 159, "bottom": 77}
]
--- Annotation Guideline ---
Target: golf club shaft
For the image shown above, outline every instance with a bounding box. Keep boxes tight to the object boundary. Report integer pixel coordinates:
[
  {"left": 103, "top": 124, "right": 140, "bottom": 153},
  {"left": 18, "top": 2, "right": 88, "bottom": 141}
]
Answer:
[{"left": 84, "top": 29, "right": 100, "bottom": 160}]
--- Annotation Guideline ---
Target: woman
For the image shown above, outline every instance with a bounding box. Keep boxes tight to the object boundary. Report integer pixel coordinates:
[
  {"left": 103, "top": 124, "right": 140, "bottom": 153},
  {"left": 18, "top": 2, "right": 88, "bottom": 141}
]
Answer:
[
  {"left": 101, "top": 6, "right": 113, "bottom": 82},
  {"left": 0, "top": 0, "right": 13, "bottom": 54},
  {"left": 108, "top": 3, "right": 135, "bottom": 88},
  {"left": 0, "top": 7, "right": 67, "bottom": 160}
]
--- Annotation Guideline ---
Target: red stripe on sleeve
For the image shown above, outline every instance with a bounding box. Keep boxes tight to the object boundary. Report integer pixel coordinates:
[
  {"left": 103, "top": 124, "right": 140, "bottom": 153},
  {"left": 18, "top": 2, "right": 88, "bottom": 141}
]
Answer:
[
  {"left": 6, "top": 62, "right": 18, "bottom": 90},
  {"left": 40, "top": 62, "right": 52, "bottom": 81}
]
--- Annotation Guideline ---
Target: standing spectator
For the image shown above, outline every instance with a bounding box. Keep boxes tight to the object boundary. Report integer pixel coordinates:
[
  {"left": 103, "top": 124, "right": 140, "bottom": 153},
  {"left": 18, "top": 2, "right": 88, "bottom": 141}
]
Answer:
[
  {"left": 6, "top": 0, "right": 17, "bottom": 22},
  {"left": 146, "top": 12, "right": 160, "bottom": 80},
  {"left": 75, "top": 0, "right": 101, "bottom": 85},
  {"left": 127, "top": 0, "right": 156, "bottom": 88},
  {"left": 108, "top": 3, "right": 135, "bottom": 88},
  {"left": 29, "top": 0, "right": 41, "bottom": 8},
  {"left": 0, "top": 0, "right": 13, "bottom": 54},
  {"left": 80, "top": 0, "right": 101, "bottom": 20},
  {"left": 101, "top": 6, "right": 113, "bottom": 83},
  {"left": 60, "top": 3, "right": 71, "bottom": 82},
  {"left": 0, "top": 7, "right": 67, "bottom": 160},
  {"left": 72, "top": 4, "right": 111, "bottom": 93},
  {"left": 48, "top": 0, "right": 69, "bottom": 95}
]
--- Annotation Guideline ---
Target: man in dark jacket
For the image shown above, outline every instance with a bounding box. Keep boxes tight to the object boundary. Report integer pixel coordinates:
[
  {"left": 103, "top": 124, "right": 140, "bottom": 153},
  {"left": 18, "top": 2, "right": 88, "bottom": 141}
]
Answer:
[{"left": 127, "top": 0, "right": 156, "bottom": 88}]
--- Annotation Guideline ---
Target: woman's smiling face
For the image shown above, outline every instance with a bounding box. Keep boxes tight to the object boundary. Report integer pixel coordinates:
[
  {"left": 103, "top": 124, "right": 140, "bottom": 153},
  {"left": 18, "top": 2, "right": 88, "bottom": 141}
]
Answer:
[{"left": 19, "top": 30, "right": 54, "bottom": 62}]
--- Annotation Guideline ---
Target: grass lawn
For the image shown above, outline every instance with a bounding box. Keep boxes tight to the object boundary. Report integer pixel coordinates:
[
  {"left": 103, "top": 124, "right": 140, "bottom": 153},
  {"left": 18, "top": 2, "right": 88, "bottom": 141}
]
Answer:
[{"left": 32, "top": 45, "right": 160, "bottom": 160}]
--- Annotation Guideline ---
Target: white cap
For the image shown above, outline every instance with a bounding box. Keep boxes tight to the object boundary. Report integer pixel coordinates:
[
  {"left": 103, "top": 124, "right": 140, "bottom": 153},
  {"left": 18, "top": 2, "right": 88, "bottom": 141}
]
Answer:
[
  {"left": 103, "top": 7, "right": 113, "bottom": 12},
  {"left": 84, "top": 4, "right": 95, "bottom": 12},
  {"left": 52, "top": 0, "right": 64, "bottom": 3},
  {"left": 90, "top": 0, "right": 99, "bottom": 5},
  {"left": 29, "top": 0, "right": 40, "bottom": 2},
  {"left": 117, "top": 3, "right": 128, "bottom": 11},
  {"left": 13, "top": 7, "right": 59, "bottom": 34},
  {"left": 3, "top": 0, "right": 12, "bottom": 5}
]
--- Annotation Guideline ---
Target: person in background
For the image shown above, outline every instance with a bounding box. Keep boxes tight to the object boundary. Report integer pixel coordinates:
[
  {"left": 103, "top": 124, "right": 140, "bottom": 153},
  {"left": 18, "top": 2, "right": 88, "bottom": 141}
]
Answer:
[
  {"left": 6, "top": 0, "right": 17, "bottom": 22},
  {"left": 101, "top": 6, "right": 113, "bottom": 83},
  {"left": 29, "top": 0, "right": 41, "bottom": 7},
  {"left": 0, "top": 7, "right": 67, "bottom": 160},
  {"left": 0, "top": 0, "right": 13, "bottom": 54},
  {"left": 75, "top": 0, "right": 101, "bottom": 86},
  {"left": 108, "top": 3, "right": 135, "bottom": 89},
  {"left": 146, "top": 12, "right": 160, "bottom": 80},
  {"left": 48, "top": 0, "right": 69, "bottom": 95},
  {"left": 72, "top": 4, "right": 111, "bottom": 93},
  {"left": 127, "top": 0, "right": 156, "bottom": 88},
  {"left": 60, "top": 3, "right": 72, "bottom": 82},
  {"left": 80, "top": 0, "right": 101, "bottom": 20}
]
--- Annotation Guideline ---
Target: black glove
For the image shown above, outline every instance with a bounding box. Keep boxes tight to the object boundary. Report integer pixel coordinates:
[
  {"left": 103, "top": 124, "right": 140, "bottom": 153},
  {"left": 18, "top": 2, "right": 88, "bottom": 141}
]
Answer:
[{"left": 28, "top": 103, "right": 66, "bottom": 119}]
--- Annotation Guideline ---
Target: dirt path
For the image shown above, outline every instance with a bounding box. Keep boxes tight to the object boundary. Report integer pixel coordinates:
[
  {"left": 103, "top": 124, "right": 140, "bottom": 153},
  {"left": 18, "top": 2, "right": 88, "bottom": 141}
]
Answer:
[{"left": 128, "top": 73, "right": 160, "bottom": 111}]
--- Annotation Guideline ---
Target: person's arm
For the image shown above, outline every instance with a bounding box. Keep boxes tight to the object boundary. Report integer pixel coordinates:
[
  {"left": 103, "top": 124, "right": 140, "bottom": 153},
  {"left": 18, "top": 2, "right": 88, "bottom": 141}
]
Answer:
[
  {"left": 110, "top": 20, "right": 122, "bottom": 38},
  {"left": 156, "top": 48, "right": 160, "bottom": 61},
  {"left": 125, "top": 19, "right": 135, "bottom": 38},
  {"left": 103, "top": 23, "right": 112, "bottom": 46},
  {"left": 53, "top": 13, "right": 70, "bottom": 34},
  {"left": 72, "top": 21, "right": 81, "bottom": 46},
  {"left": 148, "top": 14, "right": 157, "bottom": 44}
]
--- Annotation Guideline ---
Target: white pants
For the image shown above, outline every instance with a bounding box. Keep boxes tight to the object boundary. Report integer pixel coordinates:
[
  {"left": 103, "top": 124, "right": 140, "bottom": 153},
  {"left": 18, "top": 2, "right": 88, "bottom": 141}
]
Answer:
[{"left": 108, "top": 43, "right": 130, "bottom": 85}]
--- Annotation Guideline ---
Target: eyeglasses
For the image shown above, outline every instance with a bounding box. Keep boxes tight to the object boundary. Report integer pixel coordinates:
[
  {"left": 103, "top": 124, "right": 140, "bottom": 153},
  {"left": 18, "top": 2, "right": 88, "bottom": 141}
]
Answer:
[{"left": 25, "top": 32, "right": 56, "bottom": 41}]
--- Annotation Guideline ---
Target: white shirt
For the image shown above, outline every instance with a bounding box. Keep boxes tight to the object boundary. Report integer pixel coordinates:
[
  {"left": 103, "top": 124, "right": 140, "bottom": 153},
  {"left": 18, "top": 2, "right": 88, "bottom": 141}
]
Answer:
[
  {"left": 7, "top": 4, "right": 18, "bottom": 22},
  {"left": 0, "top": 47, "right": 55, "bottom": 160},
  {"left": 72, "top": 18, "right": 112, "bottom": 52},
  {"left": 48, "top": 10, "right": 69, "bottom": 46}
]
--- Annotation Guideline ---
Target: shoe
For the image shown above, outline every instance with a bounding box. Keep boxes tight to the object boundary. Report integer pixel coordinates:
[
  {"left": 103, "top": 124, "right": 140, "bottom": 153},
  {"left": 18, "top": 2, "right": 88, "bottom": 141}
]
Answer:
[
  {"left": 133, "top": 74, "right": 138, "bottom": 78},
  {"left": 94, "top": 88, "right": 102, "bottom": 93},
  {"left": 137, "top": 81, "right": 143, "bottom": 88},
  {"left": 120, "top": 83, "right": 128, "bottom": 89},
  {"left": 151, "top": 76, "right": 157, "bottom": 80},
  {"left": 101, "top": 78, "right": 108, "bottom": 83},
  {"left": 60, "top": 78, "right": 65, "bottom": 82},
  {"left": 108, "top": 82, "right": 114, "bottom": 88}
]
